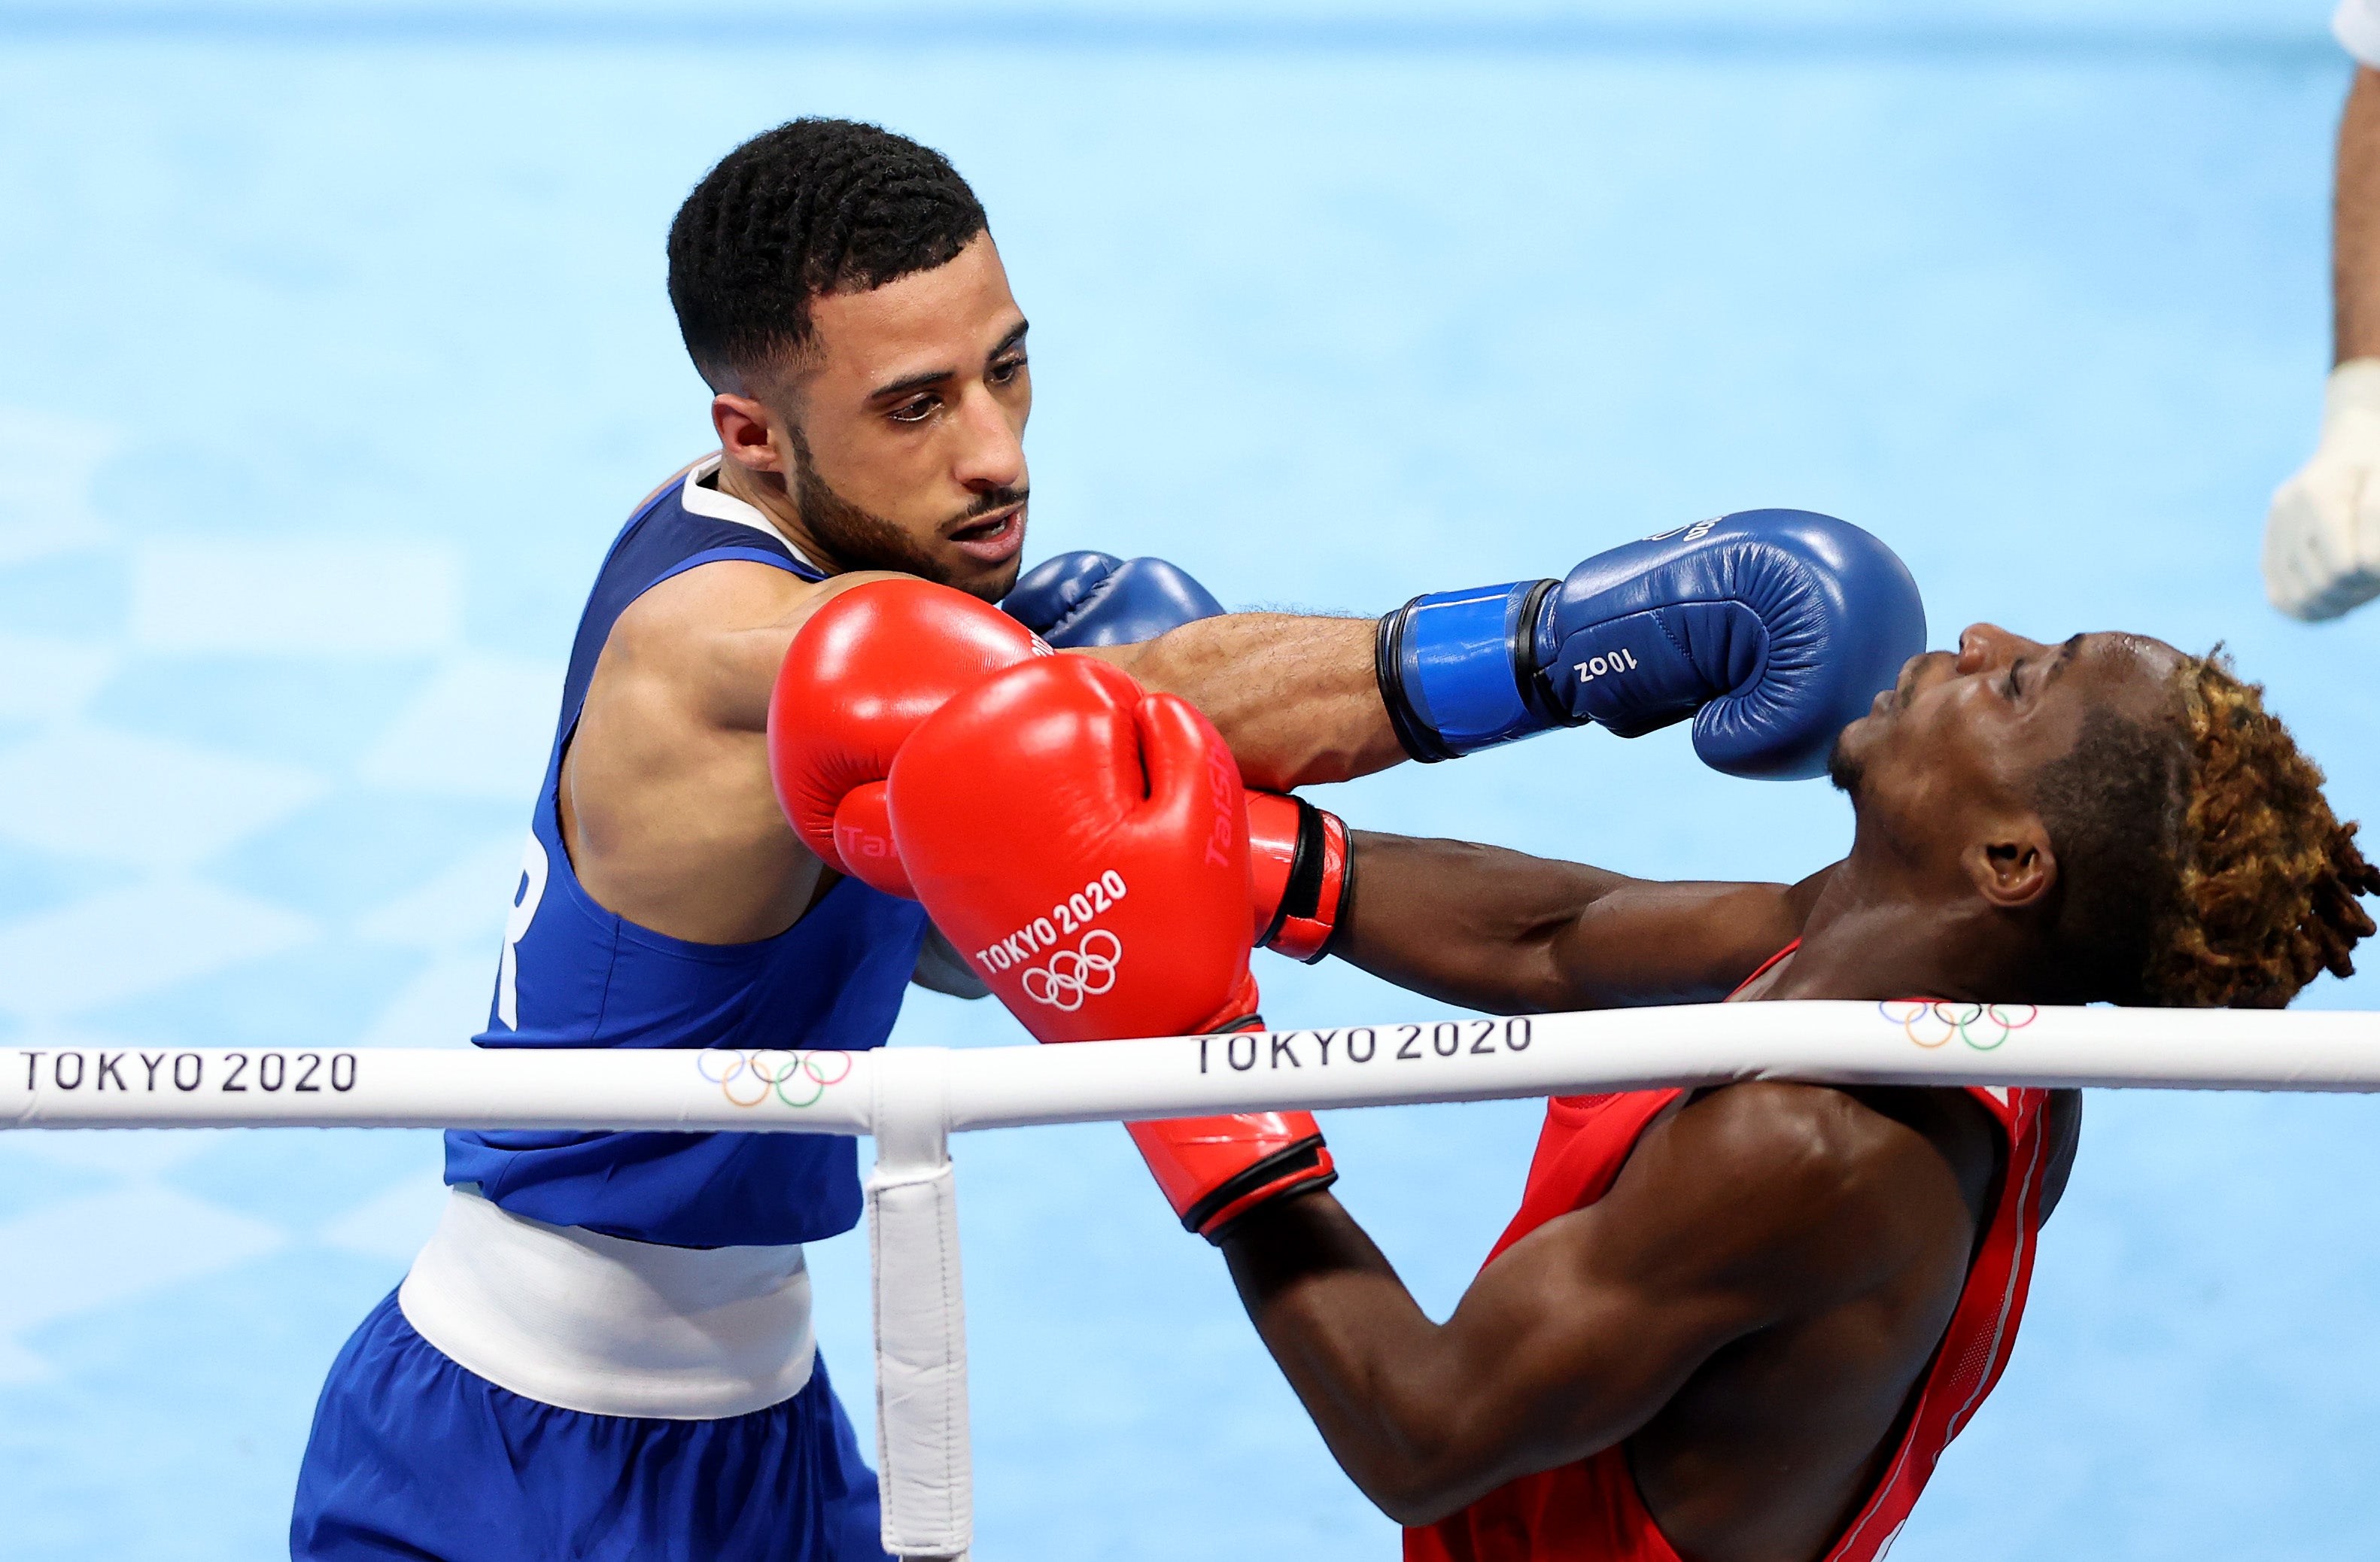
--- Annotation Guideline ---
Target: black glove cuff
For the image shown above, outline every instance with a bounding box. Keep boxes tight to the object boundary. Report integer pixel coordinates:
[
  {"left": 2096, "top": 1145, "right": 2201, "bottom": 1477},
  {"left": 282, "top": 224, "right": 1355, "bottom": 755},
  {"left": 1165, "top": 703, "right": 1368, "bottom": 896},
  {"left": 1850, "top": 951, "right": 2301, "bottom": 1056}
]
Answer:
[
  {"left": 1256, "top": 797, "right": 1326, "bottom": 950},
  {"left": 1509, "top": 578, "right": 1585, "bottom": 731},
  {"left": 1190, "top": 1141, "right": 1338, "bottom": 1244},
  {"left": 1301, "top": 828, "right": 1353, "bottom": 967}
]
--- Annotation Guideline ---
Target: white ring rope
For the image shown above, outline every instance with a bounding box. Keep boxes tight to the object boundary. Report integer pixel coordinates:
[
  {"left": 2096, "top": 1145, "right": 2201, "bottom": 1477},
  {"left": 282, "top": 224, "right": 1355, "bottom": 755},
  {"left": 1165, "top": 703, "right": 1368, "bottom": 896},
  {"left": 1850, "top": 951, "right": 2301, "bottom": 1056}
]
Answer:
[
  {"left": 8, "top": 1001, "right": 2380, "bottom": 1135},
  {"left": 14, "top": 1000, "right": 2380, "bottom": 1562}
]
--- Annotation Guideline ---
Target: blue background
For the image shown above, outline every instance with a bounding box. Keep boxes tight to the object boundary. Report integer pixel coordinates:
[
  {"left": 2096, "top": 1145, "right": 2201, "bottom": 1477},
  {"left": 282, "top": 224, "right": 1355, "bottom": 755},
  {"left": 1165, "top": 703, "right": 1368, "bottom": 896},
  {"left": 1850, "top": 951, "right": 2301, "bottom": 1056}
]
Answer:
[{"left": 2, "top": 3, "right": 2377, "bottom": 1557}]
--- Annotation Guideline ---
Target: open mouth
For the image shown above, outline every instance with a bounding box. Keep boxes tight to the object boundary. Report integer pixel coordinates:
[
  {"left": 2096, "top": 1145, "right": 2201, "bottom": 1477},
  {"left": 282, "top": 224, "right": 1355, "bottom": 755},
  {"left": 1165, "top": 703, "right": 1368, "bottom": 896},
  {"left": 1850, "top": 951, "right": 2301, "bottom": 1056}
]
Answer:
[{"left": 947, "top": 503, "right": 1025, "bottom": 564}]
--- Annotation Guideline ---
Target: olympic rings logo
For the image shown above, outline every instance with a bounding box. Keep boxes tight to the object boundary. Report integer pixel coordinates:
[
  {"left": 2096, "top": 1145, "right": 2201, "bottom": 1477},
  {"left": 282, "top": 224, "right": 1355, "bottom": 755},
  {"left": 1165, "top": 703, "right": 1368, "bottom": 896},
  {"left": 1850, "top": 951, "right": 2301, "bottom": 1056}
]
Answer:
[
  {"left": 1020, "top": 930, "right": 1121, "bottom": 1011},
  {"left": 1878, "top": 1000, "right": 2038, "bottom": 1051},
  {"left": 696, "top": 1048, "right": 854, "bottom": 1108}
]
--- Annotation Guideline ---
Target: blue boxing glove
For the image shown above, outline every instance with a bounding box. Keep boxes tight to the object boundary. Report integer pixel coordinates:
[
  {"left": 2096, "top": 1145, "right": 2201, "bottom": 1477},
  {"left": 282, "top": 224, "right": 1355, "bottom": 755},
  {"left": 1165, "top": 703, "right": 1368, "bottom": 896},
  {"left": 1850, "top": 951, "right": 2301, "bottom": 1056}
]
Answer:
[
  {"left": 1375, "top": 510, "right": 1925, "bottom": 780},
  {"left": 1002, "top": 551, "right": 1227, "bottom": 648}
]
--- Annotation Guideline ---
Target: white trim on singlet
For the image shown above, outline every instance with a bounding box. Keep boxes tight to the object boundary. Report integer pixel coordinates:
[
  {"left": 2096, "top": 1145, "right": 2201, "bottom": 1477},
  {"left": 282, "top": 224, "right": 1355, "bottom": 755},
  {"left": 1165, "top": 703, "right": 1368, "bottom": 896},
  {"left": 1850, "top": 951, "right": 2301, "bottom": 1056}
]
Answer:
[
  {"left": 677, "top": 452, "right": 829, "bottom": 574},
  {"left": 399, "top": 1186, "right": 816, "bottom": 1420}
]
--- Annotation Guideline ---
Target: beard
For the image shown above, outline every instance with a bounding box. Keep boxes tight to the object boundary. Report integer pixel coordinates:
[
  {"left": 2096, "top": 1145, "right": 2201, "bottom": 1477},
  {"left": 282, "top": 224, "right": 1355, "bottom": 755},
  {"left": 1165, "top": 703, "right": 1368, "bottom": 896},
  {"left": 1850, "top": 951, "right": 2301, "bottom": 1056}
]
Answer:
[
  {"left": 1825, "top": 730, "right": 1865, "bottom": 801},
  {"left": 787, "top": 424, "right": 1026, "bottom": 603}
]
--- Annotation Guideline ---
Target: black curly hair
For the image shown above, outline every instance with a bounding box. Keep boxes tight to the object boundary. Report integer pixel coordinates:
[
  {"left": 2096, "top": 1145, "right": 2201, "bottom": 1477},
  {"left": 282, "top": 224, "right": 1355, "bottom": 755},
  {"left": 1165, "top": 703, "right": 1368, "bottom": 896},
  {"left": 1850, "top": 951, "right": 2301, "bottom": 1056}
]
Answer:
[{"left": 667, "top": 119, "right": 987, "bottom": 387}]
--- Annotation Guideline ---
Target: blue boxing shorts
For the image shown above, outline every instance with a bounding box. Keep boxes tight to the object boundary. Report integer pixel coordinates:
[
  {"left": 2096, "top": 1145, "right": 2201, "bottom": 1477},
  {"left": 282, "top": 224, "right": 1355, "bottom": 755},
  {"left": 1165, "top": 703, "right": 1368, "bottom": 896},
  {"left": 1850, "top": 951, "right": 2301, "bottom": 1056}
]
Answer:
[{"left": 291, "top": 1289, "right": 891, "bottom": 1562}]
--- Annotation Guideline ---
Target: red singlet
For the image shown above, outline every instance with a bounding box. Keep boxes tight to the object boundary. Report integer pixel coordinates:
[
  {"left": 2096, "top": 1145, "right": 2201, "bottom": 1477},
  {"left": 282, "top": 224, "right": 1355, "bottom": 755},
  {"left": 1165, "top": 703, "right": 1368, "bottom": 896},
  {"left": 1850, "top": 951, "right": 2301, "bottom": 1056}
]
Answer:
[{"left": 1407, "top": 945, "right": 2052, "bottom": 1562}]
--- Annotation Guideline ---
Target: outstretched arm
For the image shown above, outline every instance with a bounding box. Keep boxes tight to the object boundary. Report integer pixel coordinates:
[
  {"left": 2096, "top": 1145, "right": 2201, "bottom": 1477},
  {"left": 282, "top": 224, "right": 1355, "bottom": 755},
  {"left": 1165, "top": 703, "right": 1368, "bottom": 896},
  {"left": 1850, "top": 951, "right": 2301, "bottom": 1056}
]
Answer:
[
  {"left": 1220, "top": 1081, "right": 1974, "bottom": 1527},
  {"left": 1082, "top": 506, "right": 1924, "bottom": 793},
  {"left": 1084, "top": 613, "right": 1398, "bottom": 791},
  {"left": 651, "top": 562, "right": 1391, "bottom": 792},
  {"left": 1328, "top": 831, "right": 1834, "bottom": 1013}
]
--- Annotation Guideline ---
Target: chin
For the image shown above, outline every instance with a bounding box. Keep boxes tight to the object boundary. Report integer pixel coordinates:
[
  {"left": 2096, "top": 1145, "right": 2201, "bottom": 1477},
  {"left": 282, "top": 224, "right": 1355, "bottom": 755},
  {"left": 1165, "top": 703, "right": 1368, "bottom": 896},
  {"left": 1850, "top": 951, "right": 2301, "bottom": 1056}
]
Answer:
[
  {"left": 941, "top": 556, "right": 1019, "bottom": 604},
  {"left": 1825, "top": 726, "right": 1867, "bottom": 798}
]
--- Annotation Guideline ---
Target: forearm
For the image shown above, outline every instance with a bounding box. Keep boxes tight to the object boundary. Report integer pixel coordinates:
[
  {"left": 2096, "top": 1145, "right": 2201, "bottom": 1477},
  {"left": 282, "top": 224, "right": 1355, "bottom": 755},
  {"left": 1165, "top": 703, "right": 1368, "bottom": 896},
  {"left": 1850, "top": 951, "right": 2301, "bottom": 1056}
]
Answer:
[
  {"left": 1333, "top": 832, "right": 1628, "bottom": 1013},
  {"left": 1222, "top": 1194, "right": 1506, "bottom": 1524},
  {"left": 1087, "top": 613, "right": 1402, "bottom": 791},
  {"left": 2339, "top": 68, "right": 2380, "bottom": 362},
  {"left": 1334, "top": 835, "right": 1831, "bottom": 1013}
]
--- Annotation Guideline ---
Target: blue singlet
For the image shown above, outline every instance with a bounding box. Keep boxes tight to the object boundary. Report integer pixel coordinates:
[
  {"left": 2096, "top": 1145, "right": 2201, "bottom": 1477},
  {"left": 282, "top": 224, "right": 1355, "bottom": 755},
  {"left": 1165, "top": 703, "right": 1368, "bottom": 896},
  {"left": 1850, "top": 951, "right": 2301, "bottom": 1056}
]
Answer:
[
  {"left": 446, "top": 457, "right": 930, "bottom": 1248},
  {"left": 293, "top": 457, "right": 922, "bottom": 1562}
]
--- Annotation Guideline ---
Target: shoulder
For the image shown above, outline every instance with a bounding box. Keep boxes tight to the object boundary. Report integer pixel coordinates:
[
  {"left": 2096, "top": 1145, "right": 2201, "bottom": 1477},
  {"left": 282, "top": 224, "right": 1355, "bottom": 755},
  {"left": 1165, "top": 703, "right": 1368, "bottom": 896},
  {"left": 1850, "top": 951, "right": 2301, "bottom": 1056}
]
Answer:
[
  {"left": 609, "top": 563, "right": 931, "bottom": 669},
  {"left": 588, "top": 562, "right": 819, "bottom": 694},
  {"left": 612, "top": 558, "right": 826, "bottom": 647},
  {"left": 595, "top": 567, "right": 923, "bottom": 731},
  {"left": 1658, "top": 1083, "right": 1919, "bottom": 1208},
  {"left": 1610, "top": 1083, "right": 1984, "bottom": 1295}
]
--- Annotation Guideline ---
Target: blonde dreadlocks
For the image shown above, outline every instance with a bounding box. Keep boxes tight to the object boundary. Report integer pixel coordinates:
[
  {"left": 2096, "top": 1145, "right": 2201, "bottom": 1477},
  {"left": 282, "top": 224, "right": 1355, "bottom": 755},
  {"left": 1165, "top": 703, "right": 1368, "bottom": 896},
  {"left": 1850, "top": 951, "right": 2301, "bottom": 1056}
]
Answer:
[{"left": 2143, "top": 652, "right": 2380, "bottom": 1007}]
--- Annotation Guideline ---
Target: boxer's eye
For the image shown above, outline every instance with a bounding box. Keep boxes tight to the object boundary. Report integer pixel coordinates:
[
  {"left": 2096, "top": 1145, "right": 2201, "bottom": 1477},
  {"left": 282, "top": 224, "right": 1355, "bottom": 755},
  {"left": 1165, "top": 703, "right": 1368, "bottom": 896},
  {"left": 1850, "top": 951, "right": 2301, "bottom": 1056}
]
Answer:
[
  {"left": 889, "top": 395, "right": 939, "bottom": 424},
  {"left": 988, "top": 354, "right": 1026, "bottom": 384}
]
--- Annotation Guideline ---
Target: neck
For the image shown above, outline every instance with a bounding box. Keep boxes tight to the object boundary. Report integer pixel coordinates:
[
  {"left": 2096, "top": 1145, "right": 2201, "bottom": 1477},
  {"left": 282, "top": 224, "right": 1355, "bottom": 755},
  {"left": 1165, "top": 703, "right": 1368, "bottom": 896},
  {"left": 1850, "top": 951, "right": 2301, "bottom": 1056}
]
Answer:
[
  {"left": 1765, "top": 853, "right": 2049, "bottom": 1004},
  {"left": 715, "top": 456, "right": 841, "bottom": 573}
]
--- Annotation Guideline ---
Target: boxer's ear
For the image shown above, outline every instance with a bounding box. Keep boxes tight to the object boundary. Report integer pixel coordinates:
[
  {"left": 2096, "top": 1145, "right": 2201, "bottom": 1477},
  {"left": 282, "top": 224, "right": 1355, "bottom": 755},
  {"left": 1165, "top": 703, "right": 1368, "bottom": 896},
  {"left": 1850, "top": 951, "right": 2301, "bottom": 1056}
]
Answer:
[
  {"left": 713, "top": 392, "right": 790, "bottom": 476},
  {"left": 1964, "top": 815, "right": 2056, "bottom": 910}
]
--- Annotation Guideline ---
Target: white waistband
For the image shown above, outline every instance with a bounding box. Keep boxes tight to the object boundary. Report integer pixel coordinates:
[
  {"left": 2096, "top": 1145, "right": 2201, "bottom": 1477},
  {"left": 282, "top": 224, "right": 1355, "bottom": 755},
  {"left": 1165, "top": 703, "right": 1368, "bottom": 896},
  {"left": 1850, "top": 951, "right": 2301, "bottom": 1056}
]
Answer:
[{"left": 397, "top": 1187, "right": 816, "bottom": 1420}]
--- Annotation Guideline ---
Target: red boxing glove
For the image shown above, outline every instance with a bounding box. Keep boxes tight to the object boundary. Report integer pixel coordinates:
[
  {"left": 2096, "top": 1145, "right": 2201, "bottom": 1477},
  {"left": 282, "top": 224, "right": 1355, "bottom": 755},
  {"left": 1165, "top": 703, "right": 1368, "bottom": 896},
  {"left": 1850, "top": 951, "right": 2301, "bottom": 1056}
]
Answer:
[
  {"left": 1127, "top": 1078, "right": 1335, "bottom": 1243},
  {"left": 1245, "top": 791, "right": 1352, "bottom": 964},
  {"left": 767, "top": 579, "right": 1045, "bottom": 897},
  {"left": 890, "top": 655, "right": 1256, "bottom": 1038},
  {"left": 889, "top": 655, "right": 1336, "bottom": 1241}
]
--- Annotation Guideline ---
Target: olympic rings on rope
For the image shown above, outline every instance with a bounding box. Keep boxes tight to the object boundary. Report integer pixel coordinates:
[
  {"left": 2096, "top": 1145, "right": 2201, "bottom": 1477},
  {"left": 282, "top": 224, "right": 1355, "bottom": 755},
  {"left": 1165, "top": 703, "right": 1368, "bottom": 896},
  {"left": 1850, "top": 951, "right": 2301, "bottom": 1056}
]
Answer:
[
  {"left": 696, "top": 1047, "right": 855, "bottom": 1108},
  {"left": 1878, "top": 999, "right": 2039, "bottom": 1051},
  {"left": 1020, "top": 930, "right": 1122, "bottom": 1011}
]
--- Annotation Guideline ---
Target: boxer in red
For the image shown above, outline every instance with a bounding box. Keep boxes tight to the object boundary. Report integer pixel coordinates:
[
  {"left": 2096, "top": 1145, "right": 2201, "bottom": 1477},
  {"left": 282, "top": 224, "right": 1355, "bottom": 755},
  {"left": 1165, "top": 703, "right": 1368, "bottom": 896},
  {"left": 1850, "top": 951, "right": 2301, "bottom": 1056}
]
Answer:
[{"left": 886, "top": 622, "right": 2378, "bottom": 1562}]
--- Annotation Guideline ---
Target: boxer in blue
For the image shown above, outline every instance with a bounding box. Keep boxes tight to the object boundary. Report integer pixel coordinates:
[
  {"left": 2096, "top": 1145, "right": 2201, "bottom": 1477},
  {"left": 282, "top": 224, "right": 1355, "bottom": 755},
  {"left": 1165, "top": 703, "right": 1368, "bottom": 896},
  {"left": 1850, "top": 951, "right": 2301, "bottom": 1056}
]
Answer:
[{"left": 289, "top": 118, "right": 1932, "bottom": 1561}]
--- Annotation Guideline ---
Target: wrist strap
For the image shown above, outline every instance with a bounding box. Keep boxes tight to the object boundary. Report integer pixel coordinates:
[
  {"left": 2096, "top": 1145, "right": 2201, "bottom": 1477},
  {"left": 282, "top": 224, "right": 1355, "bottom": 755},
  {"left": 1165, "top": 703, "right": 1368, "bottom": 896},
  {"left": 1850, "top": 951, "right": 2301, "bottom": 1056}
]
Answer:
[
  {"left": 1257, "top": 798, "right": 1327, "bottom": 948},
  {"left": 1254, "top": 798, "right": 1352, "bottom": 965},
  {"left": 1375, "top": 605, "right": 1456, "bottom": 762},
  {"left": 1375, "top": 580, "right": 1558, "bottom": 760}
]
